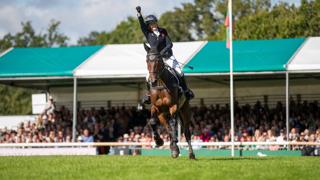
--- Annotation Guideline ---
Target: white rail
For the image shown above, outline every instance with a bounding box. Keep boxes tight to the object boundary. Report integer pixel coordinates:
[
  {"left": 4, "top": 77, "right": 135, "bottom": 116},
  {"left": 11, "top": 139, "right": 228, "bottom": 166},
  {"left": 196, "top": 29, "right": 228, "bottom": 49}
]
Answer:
[{"left": 0, "top": 141, "right": 319, "bottom": 148}]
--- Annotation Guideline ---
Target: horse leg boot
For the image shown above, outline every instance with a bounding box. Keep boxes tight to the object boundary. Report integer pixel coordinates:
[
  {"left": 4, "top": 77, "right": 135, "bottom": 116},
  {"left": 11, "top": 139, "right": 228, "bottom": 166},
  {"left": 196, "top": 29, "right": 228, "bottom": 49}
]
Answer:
[
  {"left": 169, "top": 116, "right": 180, "bottom": 158},
  {"left": 150, "top": 115, "right": 164, "bottom": 147},
  {"left": 180, "top": 75, "right": 194, "bottom": 100},
  {"left": 184, "top": 125, "right": 196, "bottom": 160},
  {"left": 141, "top": 82, "right": 151, "bottom": 104}
]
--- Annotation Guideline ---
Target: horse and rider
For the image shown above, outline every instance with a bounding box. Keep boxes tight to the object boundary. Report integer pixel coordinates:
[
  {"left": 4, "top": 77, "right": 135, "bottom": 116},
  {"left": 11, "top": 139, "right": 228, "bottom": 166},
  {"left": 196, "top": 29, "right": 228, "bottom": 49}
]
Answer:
[
  {"left": 136, "top": 6, "right": 195, "bottom": 159},
  {"left": 136, "top": 6, "right": 194, "bottom": 104}
]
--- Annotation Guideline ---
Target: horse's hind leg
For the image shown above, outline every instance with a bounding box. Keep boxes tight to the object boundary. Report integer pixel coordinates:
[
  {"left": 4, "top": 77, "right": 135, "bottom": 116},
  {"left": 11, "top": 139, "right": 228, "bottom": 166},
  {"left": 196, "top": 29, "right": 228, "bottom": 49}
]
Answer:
[
  {"left": 184, "top": 122, "right": 195, "bottom": 159},
  {"left": 180, "top": 103, "right": 195, "bottom": 160}
]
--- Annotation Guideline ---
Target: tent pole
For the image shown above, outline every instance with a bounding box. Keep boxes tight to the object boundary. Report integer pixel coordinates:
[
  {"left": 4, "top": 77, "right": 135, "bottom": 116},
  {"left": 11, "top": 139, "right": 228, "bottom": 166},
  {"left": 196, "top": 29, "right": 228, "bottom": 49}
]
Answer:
[
  {"left": 72, "top": 77, "right": 78, "bottom": 142},
  {"left": 286, "top": 72, "right": 290, "bottom": 150},
  {"left": 228, "top": 0, "right": 235, "bottom": 157}
]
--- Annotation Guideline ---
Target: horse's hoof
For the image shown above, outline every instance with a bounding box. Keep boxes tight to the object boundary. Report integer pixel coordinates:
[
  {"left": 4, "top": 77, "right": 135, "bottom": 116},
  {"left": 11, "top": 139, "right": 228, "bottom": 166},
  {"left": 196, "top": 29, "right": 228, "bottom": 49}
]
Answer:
[
  {"left": 171, "top": 151, "right": 179, "bottom": 158},
  {"left": 170, "top": 145, "right": 180, "bottom": 158},
  {"left": 189, "top": 153, "right": 196, "bottom": 160},
  {"left": 155, "top": 138, "right": 164, "bottom": 147}
]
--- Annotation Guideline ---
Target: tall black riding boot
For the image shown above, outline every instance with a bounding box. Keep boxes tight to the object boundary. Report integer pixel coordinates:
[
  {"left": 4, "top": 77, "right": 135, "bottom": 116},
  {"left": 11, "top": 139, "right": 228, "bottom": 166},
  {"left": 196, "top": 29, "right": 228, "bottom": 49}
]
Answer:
[
  {"left": 180, "top": 75, "right": 194, "bottom": 100},
  {"left": 141, "top": 82, "right": 151, "bottom": 104}
]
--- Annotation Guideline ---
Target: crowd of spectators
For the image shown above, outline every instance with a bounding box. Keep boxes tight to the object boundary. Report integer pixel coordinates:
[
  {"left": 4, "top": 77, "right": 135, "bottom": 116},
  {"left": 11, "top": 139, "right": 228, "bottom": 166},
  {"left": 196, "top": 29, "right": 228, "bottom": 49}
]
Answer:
[{"left": 0, "top": 98, "right": 320, "bottom": 151}]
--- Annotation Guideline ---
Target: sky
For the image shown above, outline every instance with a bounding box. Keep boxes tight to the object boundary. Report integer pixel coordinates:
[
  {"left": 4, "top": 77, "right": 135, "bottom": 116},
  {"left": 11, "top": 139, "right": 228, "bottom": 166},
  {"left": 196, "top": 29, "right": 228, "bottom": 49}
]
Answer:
[{"left": 0, "top": 0, "right": 301, "bottom": 44}]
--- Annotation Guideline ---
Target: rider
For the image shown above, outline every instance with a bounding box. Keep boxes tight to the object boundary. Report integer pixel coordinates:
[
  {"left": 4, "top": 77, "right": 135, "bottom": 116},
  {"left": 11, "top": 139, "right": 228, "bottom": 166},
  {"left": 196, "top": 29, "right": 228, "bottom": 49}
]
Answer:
[{"left": 136, "top": 6, "right": 194, "bottom": 104}]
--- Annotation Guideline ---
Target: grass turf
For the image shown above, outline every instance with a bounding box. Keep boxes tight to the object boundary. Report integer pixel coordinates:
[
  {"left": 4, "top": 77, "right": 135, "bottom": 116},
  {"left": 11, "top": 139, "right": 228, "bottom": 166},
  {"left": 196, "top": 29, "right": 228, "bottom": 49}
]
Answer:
[{"left": 0, "top": 156, "right": 319, "bottom": 180}]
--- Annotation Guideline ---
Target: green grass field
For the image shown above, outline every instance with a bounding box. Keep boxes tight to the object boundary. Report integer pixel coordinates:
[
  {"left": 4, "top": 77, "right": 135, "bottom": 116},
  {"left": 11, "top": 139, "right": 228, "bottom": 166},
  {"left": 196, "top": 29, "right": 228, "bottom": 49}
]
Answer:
[{"left": 0, "top": 156, "right": 319, "bottom": 180}]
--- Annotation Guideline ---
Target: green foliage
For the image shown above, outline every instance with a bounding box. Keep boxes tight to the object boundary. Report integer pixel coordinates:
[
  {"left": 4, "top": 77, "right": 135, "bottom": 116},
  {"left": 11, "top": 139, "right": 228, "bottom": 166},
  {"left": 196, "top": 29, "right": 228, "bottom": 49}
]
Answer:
[
  {"left": 159, "top": 3, "right": 198, "bottom": 41},
  {"left": 77, "top": 0, "right": 320, "bottom": 44},
  {"left": 78, "top": 17, "right": 144, "bottom": 45},
  {"left": 0, "top": 85, "right": 32, "bottom": 115},
  {"left": 0, "top": 20, "right": 68, "bottom": 52},
  {"left": 214, "top": 0, "right": 319, "bottom": 40},
  {"left": 0, "top": 156, "right": 319, "bottom": 179}
]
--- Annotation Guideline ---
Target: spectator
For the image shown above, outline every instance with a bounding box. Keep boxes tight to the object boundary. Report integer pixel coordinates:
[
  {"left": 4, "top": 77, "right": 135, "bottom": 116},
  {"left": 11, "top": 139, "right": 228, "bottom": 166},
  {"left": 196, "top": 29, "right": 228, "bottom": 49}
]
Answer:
[
  {"left": 43, "top": 96, "right": 56, "bottom": 115},
  {"left": 0, "top": 99, "right": 319, "bottom": 153},
  {"left": 79, "top": 129, "right": 93, "bottom": 143}
]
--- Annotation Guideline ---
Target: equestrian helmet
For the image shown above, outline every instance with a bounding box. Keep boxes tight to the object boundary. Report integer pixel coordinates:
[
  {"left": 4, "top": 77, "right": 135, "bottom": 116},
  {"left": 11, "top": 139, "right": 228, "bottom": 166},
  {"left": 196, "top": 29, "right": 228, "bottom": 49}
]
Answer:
[{"left": 145, "top": 15, "right": 158, "bottom": 25}]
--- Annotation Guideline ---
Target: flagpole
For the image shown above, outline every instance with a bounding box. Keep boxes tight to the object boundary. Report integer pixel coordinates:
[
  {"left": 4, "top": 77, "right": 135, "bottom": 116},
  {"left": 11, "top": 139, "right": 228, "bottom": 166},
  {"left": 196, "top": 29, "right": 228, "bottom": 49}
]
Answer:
[{"left": 228, "top": 0, "right": 235, "bottom": 157}]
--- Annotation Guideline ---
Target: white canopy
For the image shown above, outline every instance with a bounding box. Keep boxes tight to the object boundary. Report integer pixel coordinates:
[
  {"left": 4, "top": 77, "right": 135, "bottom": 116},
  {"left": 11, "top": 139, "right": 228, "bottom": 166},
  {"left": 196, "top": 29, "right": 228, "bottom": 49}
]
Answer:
[
  {"left": 74, "top": 41, "right": 206, "bottom": 78},
  {"left": 287, "top": 37, "right": 320, "bottom": 72}
]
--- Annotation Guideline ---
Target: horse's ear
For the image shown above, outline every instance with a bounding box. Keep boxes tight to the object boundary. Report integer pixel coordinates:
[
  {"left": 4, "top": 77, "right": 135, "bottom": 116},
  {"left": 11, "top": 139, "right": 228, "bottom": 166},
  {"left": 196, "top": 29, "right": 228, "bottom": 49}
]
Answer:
[{"left": 143, "top": 42, "right": 151, "bottom": 53}]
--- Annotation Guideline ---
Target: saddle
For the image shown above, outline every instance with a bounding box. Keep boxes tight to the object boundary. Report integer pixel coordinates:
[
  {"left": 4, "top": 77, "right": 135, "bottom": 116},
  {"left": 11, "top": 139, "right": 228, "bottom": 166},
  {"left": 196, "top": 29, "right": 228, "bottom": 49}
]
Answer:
[{"left": 162, "top": 64, "right": 184, "bottom": 96}]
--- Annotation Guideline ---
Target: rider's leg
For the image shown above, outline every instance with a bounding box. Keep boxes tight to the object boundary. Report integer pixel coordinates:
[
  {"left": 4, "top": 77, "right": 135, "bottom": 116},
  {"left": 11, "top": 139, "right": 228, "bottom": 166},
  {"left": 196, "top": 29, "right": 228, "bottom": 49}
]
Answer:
[
  {"left": 179, "top": 74, "right": 194, "bottom": 100},
  {"left": 167, "top": 56, "right": 194, "bottom": 100}
]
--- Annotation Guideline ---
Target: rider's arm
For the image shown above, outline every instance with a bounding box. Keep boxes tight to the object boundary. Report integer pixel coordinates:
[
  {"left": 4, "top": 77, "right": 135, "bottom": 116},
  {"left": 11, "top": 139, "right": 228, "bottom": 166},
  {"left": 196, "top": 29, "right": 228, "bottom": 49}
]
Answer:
[
  {"left": 137, "top": 13, "right": 148, "bottom": 38},
  {"left": 160, "top": 33, "right": 173, "bottom": 56}
]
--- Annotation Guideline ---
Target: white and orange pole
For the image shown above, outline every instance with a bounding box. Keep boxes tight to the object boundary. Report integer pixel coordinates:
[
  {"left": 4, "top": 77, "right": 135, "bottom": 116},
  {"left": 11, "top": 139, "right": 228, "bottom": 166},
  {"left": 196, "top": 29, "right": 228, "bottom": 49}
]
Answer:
[{"left": 228, "top": 0, "right": 235, "bottom": 157}]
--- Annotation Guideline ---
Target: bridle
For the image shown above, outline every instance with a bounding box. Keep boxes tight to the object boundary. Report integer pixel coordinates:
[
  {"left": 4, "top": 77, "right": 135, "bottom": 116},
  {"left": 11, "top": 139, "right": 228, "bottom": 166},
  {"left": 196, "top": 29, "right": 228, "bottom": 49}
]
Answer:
[{"left": 146, "top": 52, "right": 165, "bottom": 76}]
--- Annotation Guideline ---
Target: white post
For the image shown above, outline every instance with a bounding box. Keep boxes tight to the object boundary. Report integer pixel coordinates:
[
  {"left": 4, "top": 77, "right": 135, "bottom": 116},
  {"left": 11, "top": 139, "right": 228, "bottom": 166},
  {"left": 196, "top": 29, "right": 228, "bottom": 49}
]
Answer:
[
  {"left": 228, "top": 0, "right": 235, "bottom": 157},
  {"left": 286, "top": 72, "right": 290, "bottom": 150},
  {"left": 72, "top": 77, "right": 78, "bottom": 142}
]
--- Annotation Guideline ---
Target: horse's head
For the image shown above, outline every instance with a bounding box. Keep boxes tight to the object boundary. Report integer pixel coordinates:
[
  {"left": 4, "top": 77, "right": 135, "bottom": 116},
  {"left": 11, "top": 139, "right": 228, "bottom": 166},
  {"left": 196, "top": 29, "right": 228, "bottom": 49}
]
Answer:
[{"left": 145, "top": 45, "right": 165, "bottom": 85}]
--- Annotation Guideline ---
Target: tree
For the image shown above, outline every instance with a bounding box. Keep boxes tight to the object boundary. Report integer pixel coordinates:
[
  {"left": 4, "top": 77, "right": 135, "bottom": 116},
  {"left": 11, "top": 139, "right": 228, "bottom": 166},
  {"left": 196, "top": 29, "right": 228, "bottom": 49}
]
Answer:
[
  {"left": 45, "top": 20, "right": 69, "bottom": 47},
  {"left": 0, "top": 20, "right": 68, "bottom": 52},
  {"left": 78, "top": 17, "right": 143, "bottom": 45},
  {"left": 0, "top": 85, "right": 32, "bottom": 115},
  {"left": 78, "top": 31, "right": 110, "bottom": 45},
  {"left": 159, "top": 3, "right": 198, "bottom": 41},
  {"left": 299, "top": 0, "right": 320, "bottom": 37}
]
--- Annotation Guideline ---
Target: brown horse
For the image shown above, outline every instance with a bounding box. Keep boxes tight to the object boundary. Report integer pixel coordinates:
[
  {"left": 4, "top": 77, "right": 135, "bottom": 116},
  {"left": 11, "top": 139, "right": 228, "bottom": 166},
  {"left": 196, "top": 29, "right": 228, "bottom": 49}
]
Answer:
[{"left": 145, "top": 47, "right": 195, "bottom": 159}]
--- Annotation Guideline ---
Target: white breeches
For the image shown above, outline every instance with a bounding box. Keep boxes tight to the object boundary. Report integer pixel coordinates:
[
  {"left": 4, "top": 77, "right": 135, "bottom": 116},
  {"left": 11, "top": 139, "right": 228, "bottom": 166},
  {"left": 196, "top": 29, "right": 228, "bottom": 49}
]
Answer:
[{"left": 146, "top": 55, "right": 182, "bottom": 81}]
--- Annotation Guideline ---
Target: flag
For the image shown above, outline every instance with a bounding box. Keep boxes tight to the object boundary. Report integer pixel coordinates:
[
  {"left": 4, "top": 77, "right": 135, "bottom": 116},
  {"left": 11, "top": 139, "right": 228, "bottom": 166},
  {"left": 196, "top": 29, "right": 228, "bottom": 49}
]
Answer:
[{"left": 225, "top": 5, "right": 230, "bottom": 48}]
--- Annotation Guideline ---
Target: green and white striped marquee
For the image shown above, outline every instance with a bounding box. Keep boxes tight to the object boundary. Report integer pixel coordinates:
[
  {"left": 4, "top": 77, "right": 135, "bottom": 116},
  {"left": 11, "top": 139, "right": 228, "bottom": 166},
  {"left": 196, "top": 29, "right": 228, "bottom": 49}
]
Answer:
[{"left": 0, "top": 37, "right": 319, "bottom": 80}]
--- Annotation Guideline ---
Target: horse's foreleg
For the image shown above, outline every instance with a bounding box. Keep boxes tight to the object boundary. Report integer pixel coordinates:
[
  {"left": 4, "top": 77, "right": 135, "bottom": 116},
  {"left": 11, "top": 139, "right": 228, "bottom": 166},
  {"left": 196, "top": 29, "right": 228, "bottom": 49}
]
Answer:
[
  {"left": 168, "top": 106, "right": 180, "bottom": 158},
  {"left": 169, "top": 115, "right": 178, "bottom": 145},
  {"left": 150, "top": 106, "right": 164, "bottom": 147}
]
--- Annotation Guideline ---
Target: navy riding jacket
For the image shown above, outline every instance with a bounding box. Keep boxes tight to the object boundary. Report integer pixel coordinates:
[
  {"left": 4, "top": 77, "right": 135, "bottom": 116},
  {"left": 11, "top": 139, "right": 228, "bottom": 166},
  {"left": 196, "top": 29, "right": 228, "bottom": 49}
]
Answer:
[{"left": 138, "top": 14, "right": 173, "bottom": 59}]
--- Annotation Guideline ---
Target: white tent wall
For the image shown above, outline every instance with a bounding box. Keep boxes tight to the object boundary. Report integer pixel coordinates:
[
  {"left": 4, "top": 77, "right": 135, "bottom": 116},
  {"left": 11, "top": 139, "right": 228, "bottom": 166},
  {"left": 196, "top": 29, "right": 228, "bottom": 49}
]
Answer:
[
  {"left": 287, "top": 37, "right": 320, "bottom": 72},
  {"left": 0, "top": 115, "right": 37, "bottom": 129},
  {"left": 74, "top": 41, "right": 206, "bottom": 78}
]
